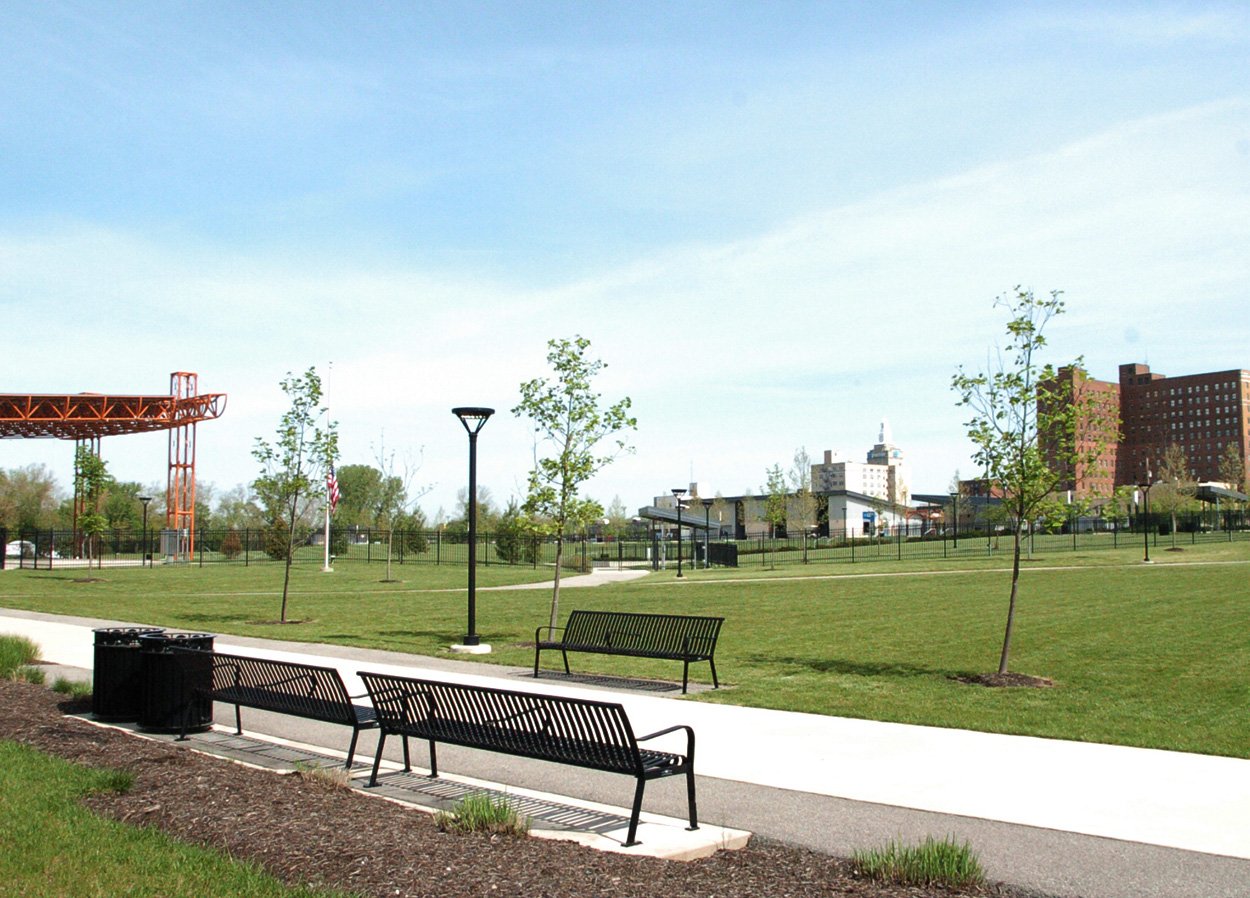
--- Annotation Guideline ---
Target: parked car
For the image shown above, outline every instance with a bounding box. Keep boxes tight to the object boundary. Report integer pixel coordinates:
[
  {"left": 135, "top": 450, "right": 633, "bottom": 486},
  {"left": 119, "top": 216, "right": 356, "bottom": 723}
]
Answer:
[{"left": 5, "top": 540, "right": 35, "bottom": 558}]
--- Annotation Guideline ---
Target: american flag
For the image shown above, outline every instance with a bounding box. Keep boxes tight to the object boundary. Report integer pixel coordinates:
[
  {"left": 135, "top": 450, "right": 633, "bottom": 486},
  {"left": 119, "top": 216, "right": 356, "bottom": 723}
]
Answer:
[{"left": 326, "top": 466, "right": 340, "bottom": 513}]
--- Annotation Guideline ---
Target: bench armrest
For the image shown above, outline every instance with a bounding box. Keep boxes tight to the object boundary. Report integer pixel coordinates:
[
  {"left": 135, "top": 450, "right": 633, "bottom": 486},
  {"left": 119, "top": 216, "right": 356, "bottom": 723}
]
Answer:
[
  {"left": 636, "top": 723, "right": 695, "bottom": 759},
  {"left": 535, "top": 624, "right": 567, "bottom": 643}
]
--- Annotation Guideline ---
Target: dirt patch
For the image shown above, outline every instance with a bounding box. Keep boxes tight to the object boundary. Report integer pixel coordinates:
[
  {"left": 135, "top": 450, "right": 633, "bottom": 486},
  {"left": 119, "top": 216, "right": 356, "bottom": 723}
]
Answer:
[
  {"left": 954, "top": 673, "right": 1055, "bottom": 689},
  {"left": 0, "top": 679, "right": 1048, "bottom": 898}
]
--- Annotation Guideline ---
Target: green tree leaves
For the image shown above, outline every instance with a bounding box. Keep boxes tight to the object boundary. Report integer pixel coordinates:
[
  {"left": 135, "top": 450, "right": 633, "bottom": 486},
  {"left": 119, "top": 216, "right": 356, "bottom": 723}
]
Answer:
[{"left": 512, "top": 336, "right": 636, "bottom": 629}]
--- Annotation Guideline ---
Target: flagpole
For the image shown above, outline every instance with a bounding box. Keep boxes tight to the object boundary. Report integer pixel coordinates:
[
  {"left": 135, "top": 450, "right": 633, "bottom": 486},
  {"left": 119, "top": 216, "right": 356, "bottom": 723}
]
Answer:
[
  {"left": 323, "top": 360, "right": 334, "bottom": 573},
  {"left": 322, "top": 502, "right": 332, "bottom": 572}
]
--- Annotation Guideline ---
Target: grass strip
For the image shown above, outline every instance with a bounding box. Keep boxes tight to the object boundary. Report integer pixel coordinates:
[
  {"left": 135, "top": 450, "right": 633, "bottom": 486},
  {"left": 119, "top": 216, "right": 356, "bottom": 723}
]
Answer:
[{"left": 0, "top": 740, "right": 357, "bottom": 898}]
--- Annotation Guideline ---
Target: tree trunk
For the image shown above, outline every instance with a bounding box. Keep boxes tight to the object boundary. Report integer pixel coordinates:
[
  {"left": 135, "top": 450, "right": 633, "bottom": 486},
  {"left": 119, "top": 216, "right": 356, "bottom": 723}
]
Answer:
[
  {"left": 998, "top": 524, "right": 1024, "bottom": 675},
  {"left": 280, "top": 491, "right": 299, "bottom": 624},
  {"left": 548, "top": 535, "right": 564, "bottom": 632}
]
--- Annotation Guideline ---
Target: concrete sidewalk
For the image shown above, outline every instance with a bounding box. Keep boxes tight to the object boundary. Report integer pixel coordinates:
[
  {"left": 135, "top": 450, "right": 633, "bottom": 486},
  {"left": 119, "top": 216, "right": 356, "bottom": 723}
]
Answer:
[{"left": 4, "top": 607, "right": 1249, "bottom": 898}]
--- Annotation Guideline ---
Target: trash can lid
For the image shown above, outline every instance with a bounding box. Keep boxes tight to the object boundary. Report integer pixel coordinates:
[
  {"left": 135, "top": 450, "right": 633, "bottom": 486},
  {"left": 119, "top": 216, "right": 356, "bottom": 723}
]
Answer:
[{"left": 93, "top": 627, "right": 165, "bottom": 644}]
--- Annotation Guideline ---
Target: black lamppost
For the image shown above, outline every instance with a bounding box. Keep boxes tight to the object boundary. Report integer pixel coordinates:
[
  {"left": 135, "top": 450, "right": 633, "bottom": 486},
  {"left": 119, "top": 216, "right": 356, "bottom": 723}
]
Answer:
[
  {"left": 138, "top": 496, "right": 152, "bottom": 568},
  {"left": 672, "top": 488, "right": 686, "bottom": 578},
  {"left": 453, "top": 407, "right": 494, "bottom": 648},
  {"left": 701, "top": 498, "right": 713, "bottom": 569},
  {"left": 1140, "top": 463, "right": 1153, "bottom": 564},
  {"left": 949, "top": 491, "right": 959, "bottom": 549}
]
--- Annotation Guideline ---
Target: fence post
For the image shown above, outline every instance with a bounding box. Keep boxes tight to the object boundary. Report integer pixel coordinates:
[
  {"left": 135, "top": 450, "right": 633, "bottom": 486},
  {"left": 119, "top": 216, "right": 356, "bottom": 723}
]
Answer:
[{"left": 245, "top": 529, "right": 250, "bottom": 566}]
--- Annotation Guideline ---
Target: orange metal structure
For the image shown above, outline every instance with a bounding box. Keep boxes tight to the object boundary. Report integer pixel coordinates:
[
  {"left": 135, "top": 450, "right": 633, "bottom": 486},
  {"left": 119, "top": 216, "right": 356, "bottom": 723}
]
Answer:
[{"left": 0, "top": 372, "right": 226, "bottom": 558}]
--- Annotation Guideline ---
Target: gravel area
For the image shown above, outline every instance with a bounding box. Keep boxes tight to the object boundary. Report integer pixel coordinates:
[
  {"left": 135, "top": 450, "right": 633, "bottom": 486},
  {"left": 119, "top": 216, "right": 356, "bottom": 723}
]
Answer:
[{"left": 1, "top": 679, "right": 1051, "bottom": 898}]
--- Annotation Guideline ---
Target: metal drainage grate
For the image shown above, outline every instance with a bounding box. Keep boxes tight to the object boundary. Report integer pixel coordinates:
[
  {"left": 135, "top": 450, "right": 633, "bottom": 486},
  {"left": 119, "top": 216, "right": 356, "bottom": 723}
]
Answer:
[{"left": 377, "top": 770, "right": 630, "bottom": 834}]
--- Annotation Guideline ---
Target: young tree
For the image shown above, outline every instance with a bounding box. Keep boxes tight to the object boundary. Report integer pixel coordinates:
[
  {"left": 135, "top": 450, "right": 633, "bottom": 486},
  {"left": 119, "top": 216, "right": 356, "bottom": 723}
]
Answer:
[
  {"left": 761, "top": 464, "right": 788, "bottom": 538},
  {"left": 1154, "top": 442, "right": 1197, "bottom": 548},
  {"left": 512, "top": 336, "right": 637, "bottom": 631},
  {"left": 1218, "top": 442, "right": 1246, "bottom": 495},
  {"left": 252, "top": 368, "right": 337, "bottom": 624},
  {"left": 788, "top": 448, "right": 818, "bottom": 558},
  {"left": 952, "top": 287, "right": 1111, "bottom": 676},
  {"left": 605, "top": 495, "right": 630, "bottom": 538},
  {"left": 372, "top": 437, "right": 432, "bottom": 582},
  {"left": 74, "top": 446, "right": 112, "bottom": 567}
]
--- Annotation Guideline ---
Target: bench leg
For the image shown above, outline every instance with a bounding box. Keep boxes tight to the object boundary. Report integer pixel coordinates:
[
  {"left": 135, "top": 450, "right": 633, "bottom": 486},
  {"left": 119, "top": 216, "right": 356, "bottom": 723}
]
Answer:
[
  {"left": 344, "top": 729, "right": 361, "bottom": 770},
  {"left": 625, "top": 778, "right": 647, "bottom": 847},
  {"left": 682, "top": 660, "right": 690, "bottom": 694},
  {"left": 685, "top": 766, "right": 699, "bottom": 832},
  {"left": 427, "top": 739, "right": 437, "bottom": 777},
  {"left": 708, "top": 657, "right": 719, "bottom": 689},
  {"left": 533, "top": 645, "right": 541, "bottom": 678},
  {"left": 234, "top": 702, "right": 243, "bottom": 735},
  {"left": 561, "top": 649, "right": 570, "bottom": 675},
  {"left": 368, "top": 733, "right": 387, "bottom": 787}
]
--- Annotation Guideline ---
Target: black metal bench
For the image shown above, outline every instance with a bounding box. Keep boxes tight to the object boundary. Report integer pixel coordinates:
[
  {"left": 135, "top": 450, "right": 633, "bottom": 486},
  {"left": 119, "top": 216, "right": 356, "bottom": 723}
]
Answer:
[
  {"left": 358, "top": 672, "right": 698, "bottom": 847},
  {"left": 180, "top": 651, "right": 377, "bottom": 768},
  {"left": 534, "top": 610, "right": 724, "bottom": 693}
]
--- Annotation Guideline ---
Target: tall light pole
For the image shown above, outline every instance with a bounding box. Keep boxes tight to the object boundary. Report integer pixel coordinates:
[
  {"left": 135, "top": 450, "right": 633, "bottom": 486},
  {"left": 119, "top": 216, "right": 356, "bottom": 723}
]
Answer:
[
  {"left": 1141, "top": 461, "right": 1153, "bottom": 564},
  {"left": 672, "top": 488, "right": 686, "bottom": 578},
  {"left": 949, "top": 491, "right": 959, "bottom": 549},
  {"left": 452, "top": 407, "right": 494, "bottom": 650},
  {"left": 701, "top": 497, "right": 713, "bottom": 569},
  {"left": 138, "top": 496, "right": 152, "bottom": 568}
]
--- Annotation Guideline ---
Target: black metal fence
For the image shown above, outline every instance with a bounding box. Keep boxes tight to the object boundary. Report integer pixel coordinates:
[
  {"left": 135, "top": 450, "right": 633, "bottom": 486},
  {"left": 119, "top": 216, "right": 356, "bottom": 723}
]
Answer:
[{"left": 3, "top": 510, "right": 1245, "bottom": 572}]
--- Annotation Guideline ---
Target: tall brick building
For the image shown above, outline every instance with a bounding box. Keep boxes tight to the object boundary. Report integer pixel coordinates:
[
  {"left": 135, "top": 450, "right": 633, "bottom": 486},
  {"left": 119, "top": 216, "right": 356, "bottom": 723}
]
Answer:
[{"left": 1053, "top": 362, "right": 1250, "bottom": 497}]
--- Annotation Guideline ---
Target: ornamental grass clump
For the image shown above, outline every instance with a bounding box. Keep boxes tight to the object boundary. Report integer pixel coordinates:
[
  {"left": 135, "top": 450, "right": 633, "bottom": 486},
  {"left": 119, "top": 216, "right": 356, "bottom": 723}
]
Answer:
[
  {"left": 0, "top": 634, "right": 42, "bottom": 681},
  {"left": 853, "top": 835, "right": 985, "bottom": 888},
  {"left": 435, "top": 792, "right": 530, "bottom": 836}
]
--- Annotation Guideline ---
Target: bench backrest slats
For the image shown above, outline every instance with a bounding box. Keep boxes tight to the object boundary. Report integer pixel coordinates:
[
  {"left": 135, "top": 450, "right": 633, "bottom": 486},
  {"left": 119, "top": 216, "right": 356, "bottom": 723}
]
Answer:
[
  {"left": 562, "top": 610, "right": 723, "bottom": 657},
  {"left": 359, "top": 672, "right": 642, "bottom": 775},
  {"left": 210, "top": 653, "right": 355, "bottom": 725}
]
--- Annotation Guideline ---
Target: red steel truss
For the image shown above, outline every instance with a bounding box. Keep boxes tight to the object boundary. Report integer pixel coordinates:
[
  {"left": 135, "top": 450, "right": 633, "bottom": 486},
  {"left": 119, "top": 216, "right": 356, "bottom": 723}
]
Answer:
[{"left": 0, "top": 372, "right": 226, "bottom": 558}]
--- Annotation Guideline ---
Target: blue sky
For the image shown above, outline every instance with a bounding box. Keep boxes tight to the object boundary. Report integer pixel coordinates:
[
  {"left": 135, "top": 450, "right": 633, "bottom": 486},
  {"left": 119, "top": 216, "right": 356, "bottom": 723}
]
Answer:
[{"left": 2, "top": 1, "right": 1248, "bottom": 517}]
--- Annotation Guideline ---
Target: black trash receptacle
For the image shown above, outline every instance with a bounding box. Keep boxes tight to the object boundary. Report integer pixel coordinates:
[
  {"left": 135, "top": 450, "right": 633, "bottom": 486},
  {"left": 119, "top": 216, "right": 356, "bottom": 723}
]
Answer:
[
  {"left": 137, "top": 632, "right": 215, "bottom": 733},
  {"left": 92, "top": 627, "right": 165, "bottom": 722}
]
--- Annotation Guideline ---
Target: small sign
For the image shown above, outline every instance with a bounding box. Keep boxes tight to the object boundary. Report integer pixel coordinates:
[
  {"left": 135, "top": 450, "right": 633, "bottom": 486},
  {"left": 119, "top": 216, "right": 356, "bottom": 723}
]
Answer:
[{"left": 862, "top": 511, "right": 876, "bottom": 521}]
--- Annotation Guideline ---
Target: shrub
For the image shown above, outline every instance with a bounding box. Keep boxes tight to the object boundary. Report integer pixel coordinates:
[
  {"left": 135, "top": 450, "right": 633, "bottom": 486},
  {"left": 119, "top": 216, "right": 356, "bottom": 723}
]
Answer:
[
  {"left": 220, "top": 529, "right": 244, "bottom": 559},
  {"left": 853, "top": 836, "right": 985, "bottom": 888},
  {"left": 52, "top": 676, "right": 93, "bottom": 700},
  {"left": 435, "top": 792, "right": 530, "bottom": 836},
  {"left": 0, "top": 634, "right": 40, "bottom": 678}
]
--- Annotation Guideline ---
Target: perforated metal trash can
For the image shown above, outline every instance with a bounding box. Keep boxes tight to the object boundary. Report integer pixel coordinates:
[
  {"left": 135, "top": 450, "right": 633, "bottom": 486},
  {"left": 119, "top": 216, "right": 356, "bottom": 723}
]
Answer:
[
  {"left": 137, "top": 632, "right": 215, "bottom": 733},
  {"left": 91, "top": 627, "right": 165, "bottom": 722}
]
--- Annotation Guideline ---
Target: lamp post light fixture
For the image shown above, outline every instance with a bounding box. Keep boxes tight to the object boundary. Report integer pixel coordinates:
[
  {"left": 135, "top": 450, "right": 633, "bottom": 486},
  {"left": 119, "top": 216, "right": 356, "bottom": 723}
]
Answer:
[
  {"left": 138, "top": 496, "right": 152, "bottom": 568},
  {"left": 949, "top": 491, "right": 959, "bottom": 549},
  {"left": 672, "top": 488, "right": 686, "bottom": 578},
  {"left": 1140, "top": 462, "right": 1153, "bottom": 564},
  {"left": 452, "top": 407, "right": 494, "bottom": 651},
  {"left": 701, "top": 497, "right": 713, "bottom": 569}
]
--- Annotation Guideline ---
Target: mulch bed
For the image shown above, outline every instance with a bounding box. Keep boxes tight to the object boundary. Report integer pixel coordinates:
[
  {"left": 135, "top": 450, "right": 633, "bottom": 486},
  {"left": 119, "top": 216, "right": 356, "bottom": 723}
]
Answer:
[
  {"left": 0, "top": 679, "right": 1048, "bottom": 898},
  {"left": 953, "top": 673, "right": 1055, "bottom": 688}
]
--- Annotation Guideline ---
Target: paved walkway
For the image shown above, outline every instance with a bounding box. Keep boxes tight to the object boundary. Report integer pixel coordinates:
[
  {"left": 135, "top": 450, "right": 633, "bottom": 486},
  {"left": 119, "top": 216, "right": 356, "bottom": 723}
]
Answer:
[{"left": 3, "top": 606, "right": 1249, "bottom": 898}]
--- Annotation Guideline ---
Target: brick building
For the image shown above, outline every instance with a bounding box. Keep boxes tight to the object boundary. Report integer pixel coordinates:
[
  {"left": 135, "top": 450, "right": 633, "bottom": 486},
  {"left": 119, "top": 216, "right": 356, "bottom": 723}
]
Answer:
[{"left": 1052, "top": 362, "right": 1250, "bottom": 497}]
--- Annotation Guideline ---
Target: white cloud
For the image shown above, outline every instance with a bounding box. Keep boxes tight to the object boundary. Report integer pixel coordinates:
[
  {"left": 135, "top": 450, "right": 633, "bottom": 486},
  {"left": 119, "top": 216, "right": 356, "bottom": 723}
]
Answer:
[{"left": 3, "top": 99, "right": 1248, "bottom": 513}]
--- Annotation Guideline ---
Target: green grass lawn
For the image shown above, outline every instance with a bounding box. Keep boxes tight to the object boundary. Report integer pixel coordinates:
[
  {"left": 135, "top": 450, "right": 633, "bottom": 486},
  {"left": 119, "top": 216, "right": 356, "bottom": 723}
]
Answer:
[
  {"left": 0, "top": 741, "right": 353, "bottom": 898},
  {"left": 2, "top": 543, "right": 1247, "bottom": 758}
]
